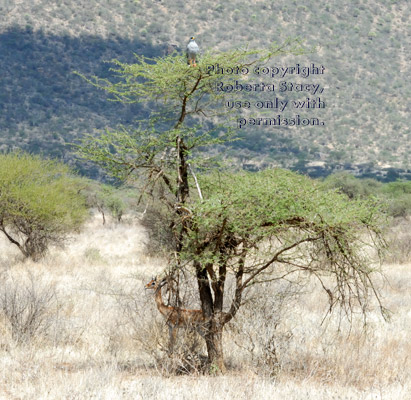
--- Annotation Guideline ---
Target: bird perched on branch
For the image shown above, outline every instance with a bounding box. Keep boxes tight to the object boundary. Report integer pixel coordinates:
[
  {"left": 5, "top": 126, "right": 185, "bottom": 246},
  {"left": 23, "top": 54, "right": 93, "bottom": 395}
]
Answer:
[{"left": 186, "top": 37, "right": 199, "bottom": 67}]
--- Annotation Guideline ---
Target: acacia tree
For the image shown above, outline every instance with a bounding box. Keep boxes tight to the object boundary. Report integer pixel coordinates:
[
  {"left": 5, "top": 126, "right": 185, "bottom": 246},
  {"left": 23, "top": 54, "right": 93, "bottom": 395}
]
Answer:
[
  {"left": 80, "top": 179, "right": 128, "bottom": 224},
  {"left": 0, "top": 152, "right": 87, "bottom": 260},
  {"left": 77, "top": 42, "right": 387, "bottom": 373}
]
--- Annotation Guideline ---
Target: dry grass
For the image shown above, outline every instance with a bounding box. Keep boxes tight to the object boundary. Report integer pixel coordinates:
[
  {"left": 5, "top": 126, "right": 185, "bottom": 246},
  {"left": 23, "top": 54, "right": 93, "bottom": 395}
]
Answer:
[{"left": 0, "top": 215, "right": 409, "bottom": 399}]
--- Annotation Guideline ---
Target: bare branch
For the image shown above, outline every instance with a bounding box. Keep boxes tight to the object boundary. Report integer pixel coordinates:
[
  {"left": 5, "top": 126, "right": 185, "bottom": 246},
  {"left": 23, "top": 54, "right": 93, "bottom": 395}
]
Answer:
[
  {"left": 241, "top": 236, "right": 321, "bottom": 290},
  {"left": 188, "top": 163, "right": 203, "bottom": 201}
]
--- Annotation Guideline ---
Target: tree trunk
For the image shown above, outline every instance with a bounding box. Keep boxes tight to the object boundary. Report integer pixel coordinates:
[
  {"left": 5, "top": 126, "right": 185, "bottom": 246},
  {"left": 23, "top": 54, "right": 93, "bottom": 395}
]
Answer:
[
  {"left": 205, "top": 319, "right": 226, "bottom": 374},
  {"left": 0, "top": 225, "right": 28, "bottom": 259},
  {"left": 97, "top": 205, "right": 106, "bottom": 225}
]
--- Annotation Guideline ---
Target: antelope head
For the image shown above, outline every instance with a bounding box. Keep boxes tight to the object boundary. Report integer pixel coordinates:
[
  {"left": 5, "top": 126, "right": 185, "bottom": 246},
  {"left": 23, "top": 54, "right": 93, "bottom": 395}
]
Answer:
[{"left": 145, "top": 276, "right": 166, "bottom": 291}]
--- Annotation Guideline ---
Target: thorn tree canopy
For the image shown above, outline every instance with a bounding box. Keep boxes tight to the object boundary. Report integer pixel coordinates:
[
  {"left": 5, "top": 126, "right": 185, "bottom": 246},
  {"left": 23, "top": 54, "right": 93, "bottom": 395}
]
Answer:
[
  {"left": 76, "top": 40, "right": 387, "bottom": 374},
  {"left": 0, "top": 152, "right": 88, "bottom": 260}
]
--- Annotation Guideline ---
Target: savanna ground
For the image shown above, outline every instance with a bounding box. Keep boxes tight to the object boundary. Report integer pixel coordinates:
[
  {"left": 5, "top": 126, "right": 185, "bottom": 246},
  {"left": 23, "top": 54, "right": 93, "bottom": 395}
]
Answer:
[{"left": 0, "top": 214, "right": 410, "bottom": 399}]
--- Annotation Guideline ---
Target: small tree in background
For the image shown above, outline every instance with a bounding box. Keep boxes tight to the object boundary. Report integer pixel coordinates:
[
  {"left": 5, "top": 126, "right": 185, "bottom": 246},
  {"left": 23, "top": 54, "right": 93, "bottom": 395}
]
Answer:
[
  {"left": 81, "top": 180, "right": 127, "bottom": 224},
  {"left": 77, "top": 42, "right": 387, "bottom": 373},
  {"left": 324, "top": 172, "right": 411, "bottom": 218},
  {"left": 0, "top": 152, "right": 88, "bottom": 260}
]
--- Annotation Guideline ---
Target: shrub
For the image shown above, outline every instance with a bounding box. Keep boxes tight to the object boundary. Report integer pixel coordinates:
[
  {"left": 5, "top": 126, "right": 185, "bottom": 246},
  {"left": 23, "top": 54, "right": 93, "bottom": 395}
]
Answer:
[
  {"left": 387, "top": 195, "right": 411, "bottom": 218},
  {"left": 228, "top": 280, "right": 301, "bottom": 377},
  {"left": 0, "top": 152, "right": 88, "bottom": 260},
  {"left": 0, "top": 272, "right": 57, "bottom": 344},
  {"left": 80, "top": 180, "right": 130, "bottom": 224},
  {"left": 323, "top": 172, "right": 365, "bottom": 199},
  {"left": 113, "top": 278, "right": 206, "bottom": 375},
  {"left": 384, "top": 218, "right": 411, "bottom": 264},
  {"left": 140, "top": 204, "right": 177, "bottom": 256}
]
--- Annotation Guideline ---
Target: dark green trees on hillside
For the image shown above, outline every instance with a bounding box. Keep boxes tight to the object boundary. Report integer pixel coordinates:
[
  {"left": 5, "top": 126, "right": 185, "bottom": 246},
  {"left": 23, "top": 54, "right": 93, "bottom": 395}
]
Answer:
[{"left": 0, "top": 152, "right": 88, "bottom": 260}]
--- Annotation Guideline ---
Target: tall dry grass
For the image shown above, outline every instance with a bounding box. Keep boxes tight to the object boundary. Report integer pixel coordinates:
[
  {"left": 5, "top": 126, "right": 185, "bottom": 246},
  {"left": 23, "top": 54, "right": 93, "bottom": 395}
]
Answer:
[{"left": 0, "top": 214, "right": 409, "bottom": 399}]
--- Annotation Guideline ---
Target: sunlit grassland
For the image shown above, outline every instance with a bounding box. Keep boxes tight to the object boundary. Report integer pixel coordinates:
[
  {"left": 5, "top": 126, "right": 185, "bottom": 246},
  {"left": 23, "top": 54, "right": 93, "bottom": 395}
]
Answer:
[{"left": 0, "top": 215, "right": 409, "bottom": 399}]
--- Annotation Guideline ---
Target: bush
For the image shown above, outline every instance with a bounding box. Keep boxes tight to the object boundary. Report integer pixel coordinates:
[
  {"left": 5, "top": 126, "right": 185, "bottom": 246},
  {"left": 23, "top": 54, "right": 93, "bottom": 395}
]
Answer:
[
  {"left": 323, "top": 172, "right": 379, "bottom": 199},
  {"left": 0, "top": 152, "right": 88, "bottom": 260},
  {"left": 387, "top": 195, "right": 411, "bottom": 218},
  {"left": 80, "top": 180, "right": 131, "bottom": 224},
  {"left": 323, "top": 174, "right": 411, "bottom": 218},
  {"left": 384, "top": 217, "right": 411, "bottom": 264},
  {"left": 0, "top": 272, "right": 57, "bottom": 344},
  {"left": 112, "top": 278, "right": 206, "bottom": 375},
  {"left": 228, "top": 280, "right": 300, "bottom": 377},
  {"left": 140, "top": 204, "right": 177, "bottom": 256}
]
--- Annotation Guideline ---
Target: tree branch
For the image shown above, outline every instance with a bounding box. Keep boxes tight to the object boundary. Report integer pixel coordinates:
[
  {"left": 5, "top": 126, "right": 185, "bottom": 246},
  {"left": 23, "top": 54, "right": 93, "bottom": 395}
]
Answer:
[{"left": 241, "top": 236, "right": 320, "bottom": 290}]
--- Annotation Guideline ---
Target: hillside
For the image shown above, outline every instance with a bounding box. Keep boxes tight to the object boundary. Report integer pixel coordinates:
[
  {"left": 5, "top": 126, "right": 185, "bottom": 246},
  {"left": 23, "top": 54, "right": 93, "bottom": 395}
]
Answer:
[{"left": 0, "top": 0, "right": 409, "bottom": 179}]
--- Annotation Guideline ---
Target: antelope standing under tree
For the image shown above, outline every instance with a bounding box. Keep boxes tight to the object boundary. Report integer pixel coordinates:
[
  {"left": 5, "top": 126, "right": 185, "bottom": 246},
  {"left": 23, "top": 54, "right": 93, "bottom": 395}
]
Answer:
[{"left": 145, "top": 276, "right": 207, "bottom": 353}]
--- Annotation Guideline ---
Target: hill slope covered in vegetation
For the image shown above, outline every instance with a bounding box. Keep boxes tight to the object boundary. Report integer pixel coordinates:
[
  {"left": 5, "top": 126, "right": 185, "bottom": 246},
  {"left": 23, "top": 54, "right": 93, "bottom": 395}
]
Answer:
[{"left": 0, "top": 0, "right": 409, "bottom": 179}]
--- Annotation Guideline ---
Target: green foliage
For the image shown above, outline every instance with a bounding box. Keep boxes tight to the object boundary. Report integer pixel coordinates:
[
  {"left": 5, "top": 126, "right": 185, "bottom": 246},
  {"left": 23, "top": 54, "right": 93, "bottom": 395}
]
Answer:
[
  {"left": 76, "top": 41, "right": 306, "bottom": 182},
  {"left": 186, "top": 169, "right": 385, "bottom": 267},
  {"left": 381, "top": 180, "right": 411, "bottom": 196},
  {"left": 385, "top": 194, "right": 411, "bottom": 218},
  {"left": 324, "top": 172, "right": 411, "bottom": 217},
  {"left": 80, "top": 179, "right": 132, "bottom": 223},
  {"left": 77, "top": 43, "right": 389, "bottom": 372},
  {"left": 323, "top": 172, "right": 380, "bottom": 199},
  {"left": 77, "top": 38, "right": 305, "bottom": 118},
  {"left": 204, "top": 169, "right": 380, "bottom": 225},
  {"left": 0, "top": 152, "right": 88, "bottom": 260},
  {"left": 106, "top": 194, "right": 126, "bottom": 222}
]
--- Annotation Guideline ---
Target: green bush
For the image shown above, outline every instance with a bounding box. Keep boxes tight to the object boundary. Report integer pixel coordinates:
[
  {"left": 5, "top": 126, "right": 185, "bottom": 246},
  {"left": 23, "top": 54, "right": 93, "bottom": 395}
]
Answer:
[
  {"left": 80, "top": 180, "right": 131, "bottom": 224},
  {"left": 323, "top": 172, "right": 373, "bottom": 199},
  {"left": 0, "top": 152, "right": 88, "bottom": 260},
  {"left": 324, "top": 173, "right": 411, "bottom": 218},
  {"left": 387, "top": 195, "right": 411, "bottom": 218}
]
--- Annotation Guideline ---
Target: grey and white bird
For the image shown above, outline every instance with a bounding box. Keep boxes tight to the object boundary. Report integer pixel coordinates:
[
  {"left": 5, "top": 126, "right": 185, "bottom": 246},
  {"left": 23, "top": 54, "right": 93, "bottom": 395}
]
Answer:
[{"left": 186, "top": 37, "right": 199, "bottom": 67}]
